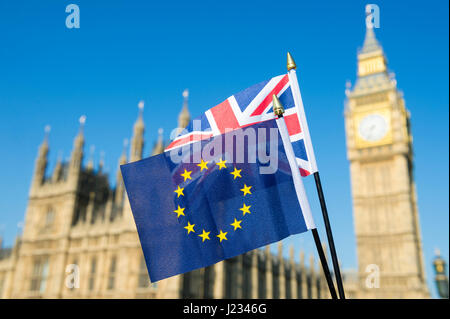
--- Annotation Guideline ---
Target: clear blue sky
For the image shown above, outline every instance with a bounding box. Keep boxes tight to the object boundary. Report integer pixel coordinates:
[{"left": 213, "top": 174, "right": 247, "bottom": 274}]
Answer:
[{"left": 0, "top": 0, "right": 448, "bottom": 297}]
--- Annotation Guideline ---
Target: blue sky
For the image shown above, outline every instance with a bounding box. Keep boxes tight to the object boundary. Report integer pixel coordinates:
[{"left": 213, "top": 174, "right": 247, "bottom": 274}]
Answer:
[{"left": 0, "top": 1, "right": 448, "bottom": 297}]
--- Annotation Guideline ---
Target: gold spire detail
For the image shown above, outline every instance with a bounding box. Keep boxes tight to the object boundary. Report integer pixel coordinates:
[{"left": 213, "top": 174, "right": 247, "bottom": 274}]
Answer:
[
  {"left": 272, "top": 94, "right": 285, "bottom": 116},
  {"left": 287, "top": 52, "right": 297, "bottom": 71}
]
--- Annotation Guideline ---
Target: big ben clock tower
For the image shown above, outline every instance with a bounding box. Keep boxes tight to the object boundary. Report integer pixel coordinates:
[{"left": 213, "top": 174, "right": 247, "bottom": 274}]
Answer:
[{"left": 344, "top": 24, "right": 429, "bottom": 298}]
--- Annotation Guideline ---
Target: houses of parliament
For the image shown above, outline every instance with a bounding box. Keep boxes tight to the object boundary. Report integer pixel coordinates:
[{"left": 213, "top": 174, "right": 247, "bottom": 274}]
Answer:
[{"left": 0, "top": 23, "right": 434, "bottom": 299}]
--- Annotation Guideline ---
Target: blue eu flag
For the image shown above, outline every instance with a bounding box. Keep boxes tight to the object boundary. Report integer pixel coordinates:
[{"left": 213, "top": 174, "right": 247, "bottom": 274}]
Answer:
[{"left": 121, "top": 118, "right": 310, "bottom": 282}]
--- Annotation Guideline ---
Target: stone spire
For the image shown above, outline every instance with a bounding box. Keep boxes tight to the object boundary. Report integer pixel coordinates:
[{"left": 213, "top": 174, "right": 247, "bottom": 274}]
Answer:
[
  {"left": 130, "top": 101, "right": 145, "bottom": 162},
  {"left": 360, "top": 23, "right": 383, "bottom": 55},
  {"left": 115, "top": 139, "right": 128, "bottom": 206},
  {"left": 152, "top": 128, "right": 165, "bottom": 155},
  {"left": 351, "top": 20, "right": 389, "bottom": 94},
  {"left": 177, "top": 89, "right": 191, "bottom": 133},
  {"left": 289, "top": 246, "right": 295, "bottom": 265},
  {"left": 32, "top": 125, "right": 51, "bottom": 188},
  {"left": 98, "top": 151, "right": 105, "bottom": 173},
  {"left": 52, "top": 150, "right": 63, "bottom": 182},
  {"left": 69, "top": 115, "right": 86, "bottom": 173},
  {"left": 87, "top": 145, "right": 95, "bottom": 171},
  {"left": 278, "top": 241, "right": 283, "bottom": 260},
  {"left": 278, "top": 241, "right": 286, "bottom": 299},
  {"left": 299, "top": 250, "right": 305, "bottom": 270},
  {"left": 119, "top": 139, "right": 128, "bottom": 166}
]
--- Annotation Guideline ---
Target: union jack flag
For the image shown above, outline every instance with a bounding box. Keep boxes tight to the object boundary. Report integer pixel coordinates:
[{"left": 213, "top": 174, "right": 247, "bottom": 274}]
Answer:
[{"left": 166, "top": 74, "right": 318, "bottom": 177}]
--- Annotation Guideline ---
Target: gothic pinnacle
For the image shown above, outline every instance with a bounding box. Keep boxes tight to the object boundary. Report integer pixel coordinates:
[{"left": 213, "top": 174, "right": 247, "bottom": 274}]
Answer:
[
  {"left": 44, "top": 124, "right": 51, "bottom": 138},
  {"left": 79, "top": 115, "right": 86, "bottom": 133}
]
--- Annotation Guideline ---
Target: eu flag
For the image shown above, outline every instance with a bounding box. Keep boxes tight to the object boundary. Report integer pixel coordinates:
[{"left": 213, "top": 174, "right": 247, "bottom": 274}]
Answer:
[{"left": 121, "top": 118, "right": 311, "bottom": 282}]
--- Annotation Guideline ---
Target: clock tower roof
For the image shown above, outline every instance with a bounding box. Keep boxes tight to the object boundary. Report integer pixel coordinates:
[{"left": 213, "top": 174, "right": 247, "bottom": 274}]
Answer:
[
  {"left": 359, "top": 25, "right": 383, "bottom": 56},
  {"left": 348, "top": 24, "right": 395, "bottom": 97}
]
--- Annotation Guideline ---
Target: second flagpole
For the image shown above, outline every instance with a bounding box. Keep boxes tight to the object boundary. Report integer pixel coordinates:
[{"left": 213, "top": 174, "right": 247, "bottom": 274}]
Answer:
[
  {"left": 286, "top": 52, "right": 346, "bottom": 299},
  {"left": 273, "top": 94, "right": 338, "bottom": 300}
]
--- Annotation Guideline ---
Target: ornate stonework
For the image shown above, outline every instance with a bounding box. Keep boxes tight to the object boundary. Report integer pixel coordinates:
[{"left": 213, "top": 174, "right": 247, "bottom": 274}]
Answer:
[{"left": 344, "top": 26, "right": 429, "bottom": 298}]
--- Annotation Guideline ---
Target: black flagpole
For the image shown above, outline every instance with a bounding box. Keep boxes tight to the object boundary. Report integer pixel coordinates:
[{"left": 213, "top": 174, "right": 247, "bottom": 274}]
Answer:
[
  {"left": 313, "top": 172, "right": 346, "bottom": 299},
  {"left": 287, "top": 52, "right": 346, "bottom": 299},
  {"left": 312, "top": 228, "right": 338, "bottom": 299},
  {"left": 273, "top": 94, "right": 337, "bottom": 300}
]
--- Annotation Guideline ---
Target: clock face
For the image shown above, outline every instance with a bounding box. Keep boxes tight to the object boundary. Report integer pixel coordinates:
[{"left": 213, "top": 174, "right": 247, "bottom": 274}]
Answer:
[{"left": 358, "top": 114, "right": 388, "bottom": 142}]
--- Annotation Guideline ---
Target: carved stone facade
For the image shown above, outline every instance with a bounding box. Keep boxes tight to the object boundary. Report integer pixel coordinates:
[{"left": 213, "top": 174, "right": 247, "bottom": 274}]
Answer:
[{"left": 0, "top": 93, "right": 329, "bottom": 299}]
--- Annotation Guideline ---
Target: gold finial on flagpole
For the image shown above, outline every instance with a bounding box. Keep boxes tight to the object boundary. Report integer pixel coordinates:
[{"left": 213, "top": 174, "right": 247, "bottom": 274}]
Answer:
[
  {"left": 272, "top": 94, "right": 285, "bottom": 116},
  {"left": 287, "top": 52, "right": 297, "bottom": 71}
]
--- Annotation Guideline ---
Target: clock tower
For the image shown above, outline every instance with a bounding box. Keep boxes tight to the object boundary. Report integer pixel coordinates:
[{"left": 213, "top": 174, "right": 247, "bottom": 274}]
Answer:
[{"left": 344, "top": 24, "right": 429, "bottom": 298}]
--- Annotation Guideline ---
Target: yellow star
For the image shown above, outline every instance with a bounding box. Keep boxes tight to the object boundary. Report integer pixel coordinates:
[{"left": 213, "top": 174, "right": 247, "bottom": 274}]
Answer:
[
  {"left": 230, "top": 167, "right": 242, "bottom": 179},
  {"left": 180, "top": 169, "right": 192, "bottom": 181},
  {"left": 198, "top": 229, "right": 211, "bottom": 242},
  {"left": 230, "top": 218, "right": 242, "bottom": 231},
  {"left": 216, "top": 230, "right": 228, "bottom": 242},
  {"left": 240, "top": 184, "right": 252, "bottom": 196},
  {"left": 240, "top": 203, "right": 251, "bottom": 216},
  {"left": 173, "top": 205, "right": 185, "bottom": 218},
  {"left": 197, "top": 159, "right": 209, "bottom": 171},
  {"left": 184, "top": 222, "right": 195, "bottom": 234},
  {"left": 174, "top": 185, "right": 184, "bottom": 197},
  {"left": 216, "top": 158, "right": 227, "bottom": 170}
]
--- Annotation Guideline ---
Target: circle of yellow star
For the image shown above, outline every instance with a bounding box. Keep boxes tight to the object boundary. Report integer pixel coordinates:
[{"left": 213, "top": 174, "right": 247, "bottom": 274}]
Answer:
[
  {"left": 198, "top": 229, "right": 211, "bottom": 242},
  {"left": 216, "top": 230, "right": 228, "bottom": 242},
  {"left": 180, "top": 169, "right": 192, "bottom": 181},
  {"left": 197, "top": 159, "right": 209, "bottom": 171},
  {"left": 230, "top": 218, "right": 242, "bottom": 231},
  {"left": 184, "top": 222, "right": 195, "bottom": 234},
  {"left": 174, "top": 185, "right": 184, "bottom": 197},
  {"left": 240, "top": 184, "right": 252, "bottom": 196},
  {"left": 240, "top": 203, "right": 251, "bottom": 216},
  {"left": 230, "top": 167, "right": 242, "bottom": 179},
  {"left": 173, "top": 205, "right": 185, "bottom": 218},
  {"left": 216, "top": 159, "right": 227, "bottom": 170}
]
